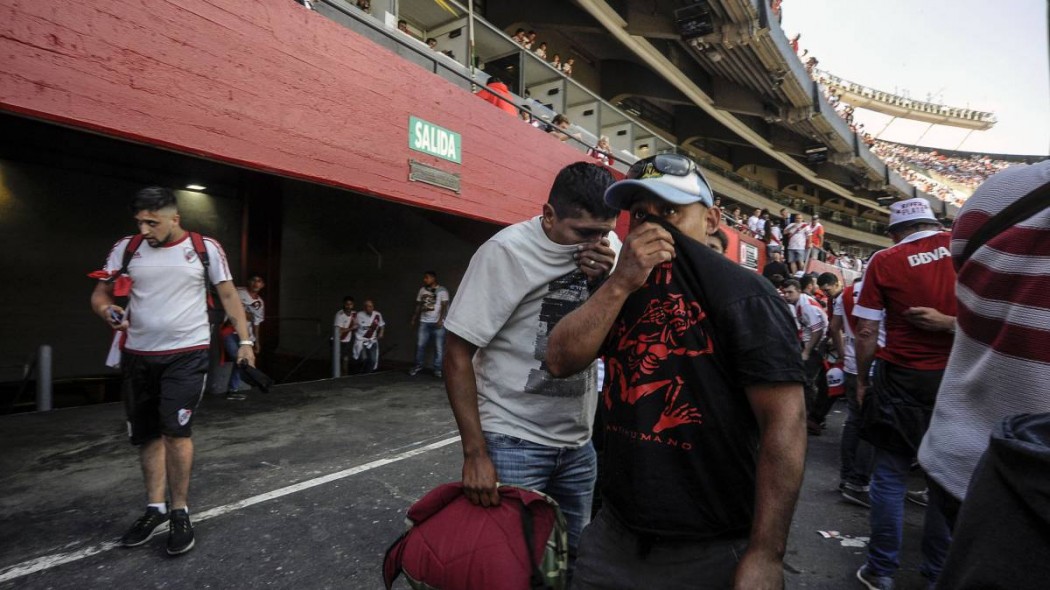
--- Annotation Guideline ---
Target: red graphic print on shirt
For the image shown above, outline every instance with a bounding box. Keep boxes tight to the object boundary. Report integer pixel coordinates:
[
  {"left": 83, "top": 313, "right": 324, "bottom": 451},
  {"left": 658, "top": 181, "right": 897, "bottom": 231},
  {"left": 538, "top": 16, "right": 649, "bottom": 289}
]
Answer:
[{"left": 603, "top": 263, "right": 712, "bottom": 435}]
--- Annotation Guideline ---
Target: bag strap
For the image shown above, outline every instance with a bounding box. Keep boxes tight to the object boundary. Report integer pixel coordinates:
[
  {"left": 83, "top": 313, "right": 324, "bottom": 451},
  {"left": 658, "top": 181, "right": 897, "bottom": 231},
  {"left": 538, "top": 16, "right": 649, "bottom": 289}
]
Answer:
[
  {"left": 187, "top": 232, "right": 221, "bottom": 308},
  {"left": 112, "top": 234, "right": 145, "bottom": 282},
  {"left": 959, "top": 179, "right": 1050, "bottom": 266},
  {"left": 518, "top": 502, "right": 550, "bottom": 590}
]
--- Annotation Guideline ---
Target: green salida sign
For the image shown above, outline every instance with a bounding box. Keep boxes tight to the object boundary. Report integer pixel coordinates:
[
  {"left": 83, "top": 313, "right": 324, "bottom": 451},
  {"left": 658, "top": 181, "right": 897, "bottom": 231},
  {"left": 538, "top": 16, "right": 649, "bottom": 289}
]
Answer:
[{"left": 409, "top": 116, "right": 461, "bottom": 164}]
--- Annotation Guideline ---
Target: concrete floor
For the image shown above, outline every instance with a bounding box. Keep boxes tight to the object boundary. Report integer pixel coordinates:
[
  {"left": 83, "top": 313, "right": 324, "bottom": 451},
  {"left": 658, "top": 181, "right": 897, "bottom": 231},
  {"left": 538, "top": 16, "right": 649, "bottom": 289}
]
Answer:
[{"left": 0, "top": 372, "right": 932, "bottom": 589}]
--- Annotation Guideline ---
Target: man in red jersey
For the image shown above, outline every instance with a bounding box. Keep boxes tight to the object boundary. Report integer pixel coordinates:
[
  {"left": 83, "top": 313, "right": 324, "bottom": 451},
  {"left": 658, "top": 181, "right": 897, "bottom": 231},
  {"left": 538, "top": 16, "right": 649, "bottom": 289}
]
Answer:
[{"left": 852, "top": 198, "right": 956, "bottom": 590}]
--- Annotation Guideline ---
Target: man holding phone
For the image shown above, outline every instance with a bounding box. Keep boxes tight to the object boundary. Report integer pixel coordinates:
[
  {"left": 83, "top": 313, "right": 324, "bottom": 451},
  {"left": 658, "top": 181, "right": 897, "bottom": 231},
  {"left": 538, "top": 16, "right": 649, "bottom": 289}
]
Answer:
[{"left": 90, "top": 187, "right": 254, "bottom": 556}]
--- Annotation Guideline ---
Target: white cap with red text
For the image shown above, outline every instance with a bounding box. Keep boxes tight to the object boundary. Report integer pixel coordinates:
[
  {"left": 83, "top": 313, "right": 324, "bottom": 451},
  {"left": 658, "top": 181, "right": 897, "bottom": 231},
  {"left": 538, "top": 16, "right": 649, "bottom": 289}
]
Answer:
[{"left": 888, "top": 198, "right": 939, "bottom": 230}]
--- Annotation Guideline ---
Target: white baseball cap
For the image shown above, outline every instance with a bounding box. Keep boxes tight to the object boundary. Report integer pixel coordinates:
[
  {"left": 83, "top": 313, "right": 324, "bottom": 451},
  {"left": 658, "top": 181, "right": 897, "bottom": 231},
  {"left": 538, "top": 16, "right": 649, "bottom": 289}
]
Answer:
[
  {"left": 888, "top": 198, "right": 939, "bottom": 230},
  {"left": 604, "top": 154, "right": 715, "bottom": 210}
]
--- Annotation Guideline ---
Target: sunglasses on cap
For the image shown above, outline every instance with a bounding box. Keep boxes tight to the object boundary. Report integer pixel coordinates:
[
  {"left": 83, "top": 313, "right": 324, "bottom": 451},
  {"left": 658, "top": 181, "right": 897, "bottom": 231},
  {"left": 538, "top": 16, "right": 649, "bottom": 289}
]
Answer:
[{"left": 626, "top": 153, "right": 699, "bottom": 180}]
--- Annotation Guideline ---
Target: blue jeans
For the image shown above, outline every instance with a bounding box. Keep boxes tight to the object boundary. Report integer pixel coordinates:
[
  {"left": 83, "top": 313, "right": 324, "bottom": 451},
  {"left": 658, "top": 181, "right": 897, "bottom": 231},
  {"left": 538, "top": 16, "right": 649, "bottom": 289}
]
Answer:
[
  {"left": 414, "top": 322, "right": 445, "bottom": 370},
  {"left": 483, "top": 432, "right": 596, "bottom": 557},
  {"left": 839, "top": 373, "right": 874, "bottom": 487},
  {"left": 867, "top": 448, "right": 951, "bottom": 582},
  {"left": 222, "top": 333, "right": 243, "bottom": 391}
]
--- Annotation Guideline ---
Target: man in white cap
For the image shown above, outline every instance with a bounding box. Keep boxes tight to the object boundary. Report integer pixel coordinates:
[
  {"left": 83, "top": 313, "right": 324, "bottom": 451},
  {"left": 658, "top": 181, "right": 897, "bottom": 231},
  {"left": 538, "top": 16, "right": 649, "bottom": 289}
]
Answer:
[
  {"left": 546, "top": 154, "right": 807, "bottom": 589},
  {"left": 852, "top": 197, "right": 957, "bottom": 590}
]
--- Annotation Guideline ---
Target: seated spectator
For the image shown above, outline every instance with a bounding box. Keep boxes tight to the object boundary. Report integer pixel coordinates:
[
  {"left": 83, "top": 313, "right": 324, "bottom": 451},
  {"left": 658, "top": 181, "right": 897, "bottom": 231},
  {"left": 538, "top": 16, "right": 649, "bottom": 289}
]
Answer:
[
  {"left": 476, "top": 77, "right": 517, "bottom": 116},
  {"left": 426, "top": 38, "right": 437, "bottom": 50},
  {"left": 397, "top": 19, "right": 420, "bottom": 41},
  {"left": 588, "top": 135, "right": 614, "bottom": 166},
  {"left": 356, "top": 0, "right": 370, "bottom": 11},
  {"left": 548, "top": 114, "right": 580, "bottom": 143},
  {"left": 351, "top": 299, "right": 385, "bottom": 373},
  {"left": 524, "top": 31, "right": 537, "bottom": 50},
  {"left": 790, "top": 33, "right": 800, "bottom": 53},
  {"left": 511, "top": 28, "right": 527, "bottom": 45},
  {"left": 534, "top": 42, "right": 548, "bottom": 60},
  {"left": 562, "top": 58, "right": 575, "bottom": 77},
  {"left": 550, "top": 54, "right": 562, "bottom": 71}
]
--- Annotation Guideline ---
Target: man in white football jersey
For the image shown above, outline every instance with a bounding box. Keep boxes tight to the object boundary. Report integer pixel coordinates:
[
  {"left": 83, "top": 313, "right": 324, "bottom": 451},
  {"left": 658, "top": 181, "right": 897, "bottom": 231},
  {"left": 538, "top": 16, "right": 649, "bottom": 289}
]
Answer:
[{"left": 90, "top": 187, "right": 255, "bottom": 556}]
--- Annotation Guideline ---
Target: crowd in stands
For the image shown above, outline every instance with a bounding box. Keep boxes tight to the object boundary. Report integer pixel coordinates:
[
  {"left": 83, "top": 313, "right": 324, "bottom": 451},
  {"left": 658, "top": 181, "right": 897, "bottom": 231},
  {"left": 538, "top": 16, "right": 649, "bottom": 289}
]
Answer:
[
  {"left": 511, "top": 29, "right": 575, "bottom": 77},
  {"left": 871, "top": 141, "right": 1014, "bottom": 205},
  {"left": 791, "top": 34, "right": 1018, "bottom": 206},
  {"left": 722, "top": 202, "right": 866, "bottom": 276}
]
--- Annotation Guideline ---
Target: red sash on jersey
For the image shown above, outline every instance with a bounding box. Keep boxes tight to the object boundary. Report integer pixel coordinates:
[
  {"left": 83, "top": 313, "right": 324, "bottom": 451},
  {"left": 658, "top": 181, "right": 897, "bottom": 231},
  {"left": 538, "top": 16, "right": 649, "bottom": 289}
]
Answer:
[
  {"left": 841, "top": 285, "right": 859, "bottom": 334},
  {"left": 363, "top": 314, "right": 381, "bottom": 339}
]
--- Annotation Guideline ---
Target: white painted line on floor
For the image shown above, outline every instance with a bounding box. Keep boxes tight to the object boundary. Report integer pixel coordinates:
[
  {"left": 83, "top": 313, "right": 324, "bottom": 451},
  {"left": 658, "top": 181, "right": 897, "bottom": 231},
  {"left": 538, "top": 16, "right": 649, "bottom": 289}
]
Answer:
[{"left": 0, "top": 434, "right": 461, "bottom": 584}]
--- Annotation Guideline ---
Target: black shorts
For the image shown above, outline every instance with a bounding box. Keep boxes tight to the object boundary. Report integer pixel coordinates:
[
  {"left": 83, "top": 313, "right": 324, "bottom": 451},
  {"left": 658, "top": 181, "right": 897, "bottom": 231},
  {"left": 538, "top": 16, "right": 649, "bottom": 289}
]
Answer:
[{"left": 122, "top": 349, "right": 209, "bottom": 445}]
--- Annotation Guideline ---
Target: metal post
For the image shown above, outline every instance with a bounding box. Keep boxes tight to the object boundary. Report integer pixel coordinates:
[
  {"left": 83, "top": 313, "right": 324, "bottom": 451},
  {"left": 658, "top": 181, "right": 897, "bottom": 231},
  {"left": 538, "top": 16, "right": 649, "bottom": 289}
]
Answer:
[
  {"left": 467, "top": 0, "right": 476, "bottom": 79},
  {"left": 36, "top": 345, "right": 52, "bottom": 412},
  {"left": 332, "top": 325, "right": 341, "bottom": 378}
]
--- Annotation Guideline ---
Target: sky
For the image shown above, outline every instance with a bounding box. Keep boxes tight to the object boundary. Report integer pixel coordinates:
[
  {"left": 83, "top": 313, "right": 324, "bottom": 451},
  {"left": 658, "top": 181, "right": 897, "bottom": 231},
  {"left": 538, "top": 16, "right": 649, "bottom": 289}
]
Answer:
[{"left": 780, "top": 0, "right": 1049, "bottom": 156}]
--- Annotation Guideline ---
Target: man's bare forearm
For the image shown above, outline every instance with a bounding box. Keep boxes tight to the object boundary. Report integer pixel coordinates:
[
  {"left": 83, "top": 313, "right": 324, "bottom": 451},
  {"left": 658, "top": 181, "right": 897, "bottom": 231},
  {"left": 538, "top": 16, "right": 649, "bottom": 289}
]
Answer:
[
  {"left": 546, "top": 278, "right": 631, "bottom": 377},
  {"left": 802, "top": 328, "right": 824, "bottom": 357},
  {"left": 854, "top": 319, "right": 880, "bottom": 385},
  {"left": 828, "top": 316, "right": 844, "bottom": 358},
  {"left": 216, "top": 283, "right": 251, "bottom": 341},
  {"left": 444, "top": 334, "right": 486, "bottom": 457},
  {"left": 746, "top": 383, "right": 807, "bottom": 561}
]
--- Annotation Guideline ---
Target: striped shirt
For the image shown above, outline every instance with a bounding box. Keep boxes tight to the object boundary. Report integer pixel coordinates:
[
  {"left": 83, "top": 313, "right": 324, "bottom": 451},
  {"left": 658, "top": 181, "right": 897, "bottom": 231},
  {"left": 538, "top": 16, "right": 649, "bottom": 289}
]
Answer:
[{"left": 919, "top": 160, "right": 1050, "bottom": 501}]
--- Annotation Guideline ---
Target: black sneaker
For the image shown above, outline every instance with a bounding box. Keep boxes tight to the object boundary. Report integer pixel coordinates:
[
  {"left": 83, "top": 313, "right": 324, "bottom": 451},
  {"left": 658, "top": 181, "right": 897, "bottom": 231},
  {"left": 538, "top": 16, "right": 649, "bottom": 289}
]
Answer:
[
  {"left": 121, "top": 506, "right": 169, "bottom": 547},
  {"left": 166, "top": 509, "right": 195, "bottom": 555},
  {"left": 841, "top": 486, "right": 872, "bottom": 508},
  {"left": 226, "top": 391, "right": 247, "bottom": 401},
  {"left": 906, "top": 489, "right": 929, "bottom": 507}
]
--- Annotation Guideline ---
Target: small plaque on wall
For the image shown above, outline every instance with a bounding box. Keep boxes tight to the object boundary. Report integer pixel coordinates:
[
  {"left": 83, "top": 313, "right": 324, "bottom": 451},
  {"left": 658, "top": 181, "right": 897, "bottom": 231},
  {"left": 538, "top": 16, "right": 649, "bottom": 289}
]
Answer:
[{"left": 409, "top": 159, "right": 461, "bottom": 194}]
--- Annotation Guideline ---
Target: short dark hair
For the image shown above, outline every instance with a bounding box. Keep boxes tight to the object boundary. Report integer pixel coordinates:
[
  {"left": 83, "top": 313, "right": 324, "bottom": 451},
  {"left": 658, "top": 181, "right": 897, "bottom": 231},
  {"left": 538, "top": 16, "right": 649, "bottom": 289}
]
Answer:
[
  {"left": 551, "top": 114, "right": 569, "bottom": 126},
  {"left": 548, "top": 162, "right": 618, "bottom": 220},
  {"left": 782, "top": 278, "right": 801, "bottom": 291},
  {"left": 817, "top": 272, "right": 840, "bottom": 288},
  {"left": 712, "top": 229, "right": 729, "bottom": 252},
  {"left": 769, "top": 274, "right": 786, "bottom": 289},
  {"left": 130, "top": 187, "right": 177, "bottom": 214},
  {"left": 799, "top": 274, "right": 816, "bottom": 291},
  {"left": 424, "top": 270, "right": 437, "bottom": 279},
  {"left": 343, "top": 295, "right": 355, "bottom": 303}
]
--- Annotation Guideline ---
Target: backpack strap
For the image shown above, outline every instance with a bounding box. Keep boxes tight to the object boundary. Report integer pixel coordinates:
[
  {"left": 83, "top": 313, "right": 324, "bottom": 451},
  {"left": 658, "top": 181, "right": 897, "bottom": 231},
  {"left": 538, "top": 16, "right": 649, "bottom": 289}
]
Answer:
[
  {"left": 188, "top": 231, "right": 211, "bottom": 272},
  {"left": 110, "top": 234, "right": 144, "bottom": 282},
  {"left": 959, "top": 179, "right": 1050, "bottom": 266},
  {"left": 518, "top": 502, "right": 550, "bottom": 590},
  {"left": 188, "top": 232, "right": 221, "bottom": 311}
]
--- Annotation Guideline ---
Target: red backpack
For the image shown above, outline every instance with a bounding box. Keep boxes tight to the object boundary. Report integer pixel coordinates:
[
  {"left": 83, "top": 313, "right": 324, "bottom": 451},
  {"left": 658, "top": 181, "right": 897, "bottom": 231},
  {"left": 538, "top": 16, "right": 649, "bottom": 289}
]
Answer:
[{"left": 383, "top": 483, "right": 568, "bottom": 590}]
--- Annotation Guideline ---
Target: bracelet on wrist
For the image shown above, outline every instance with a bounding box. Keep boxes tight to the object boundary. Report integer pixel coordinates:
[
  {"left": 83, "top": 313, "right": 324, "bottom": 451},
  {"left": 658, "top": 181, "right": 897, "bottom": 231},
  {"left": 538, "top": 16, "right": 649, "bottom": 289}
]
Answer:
[{"left": 239, "top": 340, "right": 255, "bottom": 347}]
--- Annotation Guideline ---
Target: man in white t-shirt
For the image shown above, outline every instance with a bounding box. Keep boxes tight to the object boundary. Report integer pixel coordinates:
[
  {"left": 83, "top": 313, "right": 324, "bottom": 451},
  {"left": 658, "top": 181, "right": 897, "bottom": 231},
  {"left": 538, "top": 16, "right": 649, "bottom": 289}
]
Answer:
[
  {"left": 784, "top": 213, "right": 811, "bottom": 274},
  {"left": 352, "top": 299, "right": 385, "bottom": 373},
  {"left": 333, "top": 296, "right": 356, "bottom": 375},
  {"left": 747, "top": 207, "right": 764, "bottom": 236},
  {"left": 409, "top": 271, "right": 450, "bottom": 378},
  {"left": 90, "top": 187, "right": 254, "bottom": 556},
  {"left": 829, "top": 279, "right": 886, "bottom": 507},
  {"left": 444, "top": 162, "right": 621, "bottom": 568},
  {"left": 782, "top": 278, "right": 828, "bottom": 434}
]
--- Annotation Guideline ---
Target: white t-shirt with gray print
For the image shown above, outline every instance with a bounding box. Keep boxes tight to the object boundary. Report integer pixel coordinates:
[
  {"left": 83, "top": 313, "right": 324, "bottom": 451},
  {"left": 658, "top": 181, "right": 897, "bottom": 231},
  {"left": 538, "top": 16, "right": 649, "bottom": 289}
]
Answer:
[{"left": 445, "top": 216, "right": 621, "bottom": 448}]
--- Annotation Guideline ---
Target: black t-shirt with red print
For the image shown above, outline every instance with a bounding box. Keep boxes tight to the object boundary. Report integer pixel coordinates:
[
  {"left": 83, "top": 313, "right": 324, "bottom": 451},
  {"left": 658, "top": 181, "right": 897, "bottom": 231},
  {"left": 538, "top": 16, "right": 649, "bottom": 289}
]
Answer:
[{"left": 600, "top": 221, "right": 805, "bottom": 540}]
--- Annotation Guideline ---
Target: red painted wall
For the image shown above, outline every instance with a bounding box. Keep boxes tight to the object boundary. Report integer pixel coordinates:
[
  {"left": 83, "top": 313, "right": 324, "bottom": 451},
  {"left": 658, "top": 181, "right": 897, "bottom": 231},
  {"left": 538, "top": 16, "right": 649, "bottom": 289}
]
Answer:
[{"left": 0, "top": 0, "right": 590, "bottom": 225}]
